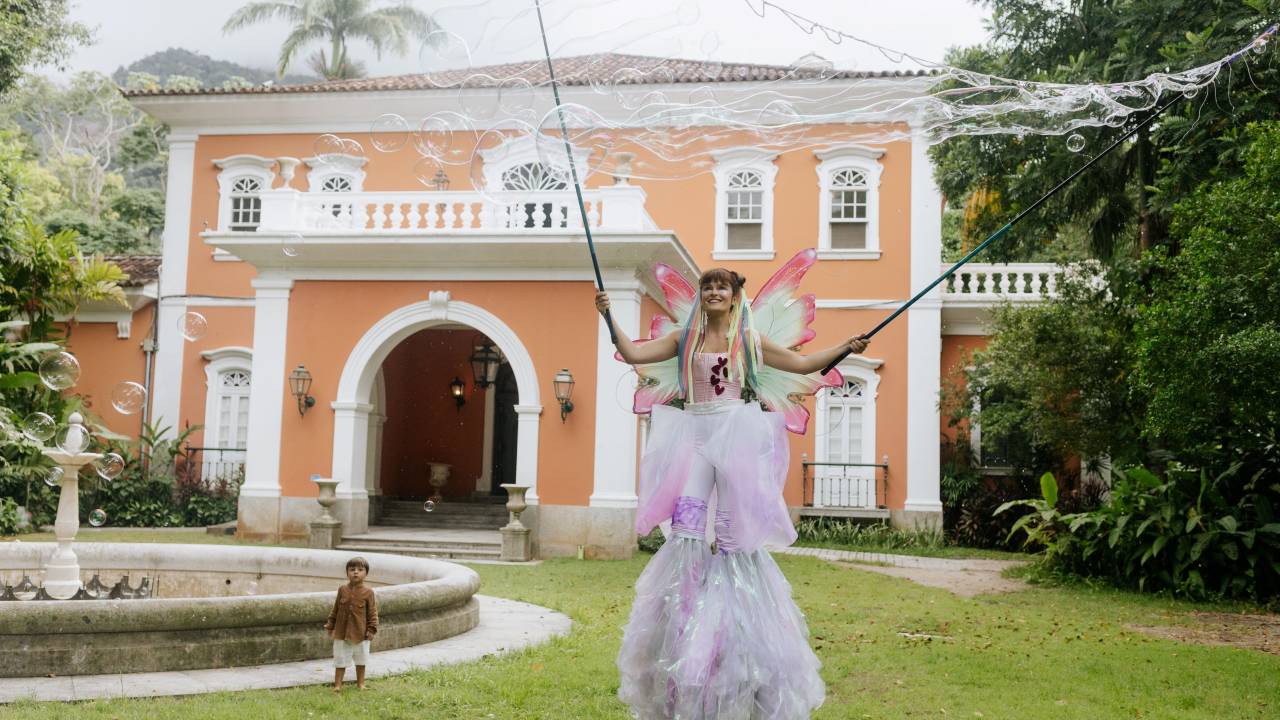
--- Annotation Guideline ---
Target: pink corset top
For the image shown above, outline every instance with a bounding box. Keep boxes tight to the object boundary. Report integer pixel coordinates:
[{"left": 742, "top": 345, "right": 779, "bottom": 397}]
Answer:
[{"left": 691, "top": 352, "right": 742, "bottom": 403}]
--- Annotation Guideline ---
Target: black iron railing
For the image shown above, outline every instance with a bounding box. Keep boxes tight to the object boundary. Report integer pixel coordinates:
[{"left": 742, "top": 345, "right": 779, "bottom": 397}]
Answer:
[
  {"left": 801, "top": 455, "right": 889, "bottom": 509},
  {"left": 182, "top": 446, "right": 246, "bottom": 486}
]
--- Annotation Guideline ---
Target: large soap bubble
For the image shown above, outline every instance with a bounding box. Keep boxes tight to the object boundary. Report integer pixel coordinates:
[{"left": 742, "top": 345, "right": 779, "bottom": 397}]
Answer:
[
  {"left": 96, "top": 452, "right": 125, "bottom": 481},
  {"left": 38, "top": 352, "right": 80, "bottom": 391},
  {"left": 21, "top": 412, "right": 56, "bottom": 443},
  {"left": 177, "top": 311, "right": 208, "bottom": 342},
  {"left": 110, "top": 381, "right": 147, "bottom": 415}
]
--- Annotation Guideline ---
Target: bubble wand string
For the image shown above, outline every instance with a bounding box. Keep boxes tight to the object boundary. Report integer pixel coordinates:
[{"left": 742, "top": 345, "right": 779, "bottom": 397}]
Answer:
[
  {"left": 821, "top": 21, "right": 1278, "bottom": 376},
  {"left": 533, "top": 0, "right": 618, "bottom": 346}
]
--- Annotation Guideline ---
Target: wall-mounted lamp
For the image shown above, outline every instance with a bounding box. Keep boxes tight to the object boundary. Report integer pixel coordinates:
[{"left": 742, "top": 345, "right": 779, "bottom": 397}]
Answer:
[
  {"left": 553, "top": 368, "right": 575, "bottom": 422},
  {"left": 431, "top": 168, "right": 450, "bottom": 191},
  {"left": 449, "top": 376, "right": 466, "bottom": 411},
  {"left": 289, "top": 364, "right": 315, "bottom": 417},
  {"left": 469, "top": 342, "right": 502, "bottom": 389}
]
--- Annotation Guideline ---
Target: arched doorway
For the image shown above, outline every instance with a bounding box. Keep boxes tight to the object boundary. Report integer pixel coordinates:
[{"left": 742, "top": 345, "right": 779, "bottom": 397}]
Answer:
[
  {"left": 489, "top": 363, "right": 519, "bottom": 495},
  {"left": 331, "top": 292, "right": 542, "bottom": 534}
]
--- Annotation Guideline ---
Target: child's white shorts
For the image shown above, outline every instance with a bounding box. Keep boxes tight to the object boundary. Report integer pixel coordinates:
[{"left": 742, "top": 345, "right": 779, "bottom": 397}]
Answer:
[{"left": 333, "top": 639, "right": 371, "bottom": 668}]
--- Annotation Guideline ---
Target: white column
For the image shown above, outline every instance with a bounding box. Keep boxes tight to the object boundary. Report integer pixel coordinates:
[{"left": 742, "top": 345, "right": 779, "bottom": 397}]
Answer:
[
  {"left": 149, "top": 132, "right": 198, "bottom": 437},
  {"left": 478, "top": 385, "right": 496, "bottom": 493},
  {"left": 514, "top": 405, "right": 543, "bottom": 503},
  {"left": 904, "top": 129, "right": 944, "bottom": 515},
  {"left": 590, "top": 278, "right": 642, "bottom": 508},
  {"left": 241, "top": 277, "right": 293, "bottom": 499},
  {"left": 331, "top": 401, "right": 372, "bottom": 533},
  {"left": 366, "top": 412, "right": 385, "bottom": 498}
]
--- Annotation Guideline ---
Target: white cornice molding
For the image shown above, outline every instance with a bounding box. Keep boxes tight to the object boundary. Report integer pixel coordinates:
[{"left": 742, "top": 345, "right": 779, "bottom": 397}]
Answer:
[
  {"left": 200, "top": 346, "right": 254, "bottom": 363},
  {"left": 213, "top": 154, "right": 276, "bottom": 171},
  {"left": 814, "top": 144, "right": 886, "bottom": 162}
]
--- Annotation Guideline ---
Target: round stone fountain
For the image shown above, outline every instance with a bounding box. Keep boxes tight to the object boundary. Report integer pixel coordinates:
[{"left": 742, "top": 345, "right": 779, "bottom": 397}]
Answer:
[{"left": 0, "top": 415, "right": 481, "bottom": 678}]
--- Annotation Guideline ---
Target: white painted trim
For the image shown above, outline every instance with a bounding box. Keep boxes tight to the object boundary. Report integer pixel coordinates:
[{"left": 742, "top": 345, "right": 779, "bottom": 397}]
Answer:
[
  {"left": 152, "top": 134, "right": 198, "bottom": 439},
  {"left": 942, "top": 322, "right": 989, "bottom": 336},
  {"left": 241, "top": 278, "right": 293, "bottom": 500},
  {"left": 184, "top": 297, "right": 257, "bottom": 308},
  {"left": 332, "top": 295, "right": 542, "bottom": 505},
  {"left": 589, "top": 275, "right": 641, "bottom": 509},
  {"left": 212, "top": 249, "right": 244, "bottom": 262},
  {"left": 302, "top": 154, "right": 367, "bottom": 192},
  {"left": 904, "top": 131, "right": 944, "bottom": 515},
  {"left": 214, "top": 155, "right": 277, "bottom": 232},
  {"left": 200, "top": 346, "right": 253, "bottom": 452},
  {"left": 816, "top": 145, "right": 885, "bottom": 255},
  {"left": 813, "top": 361, "right": 881, "bottom": 508},
  {"left": 711, "top": 250, "right": 776, "bottom": 261},
  {"left": 712, "top": 148, "right": 777, "bottom": 256}
]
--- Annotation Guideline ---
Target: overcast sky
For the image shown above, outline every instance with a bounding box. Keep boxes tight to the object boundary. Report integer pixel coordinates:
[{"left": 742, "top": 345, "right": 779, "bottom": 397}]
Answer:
[{"left": 57, "top": 0, "right": 992, "bottom": 80}]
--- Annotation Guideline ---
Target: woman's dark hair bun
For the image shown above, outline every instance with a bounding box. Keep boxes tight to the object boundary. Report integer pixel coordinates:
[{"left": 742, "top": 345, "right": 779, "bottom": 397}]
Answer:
[{"left": 731, "top": 271, "right": 746, "bottom": 289}]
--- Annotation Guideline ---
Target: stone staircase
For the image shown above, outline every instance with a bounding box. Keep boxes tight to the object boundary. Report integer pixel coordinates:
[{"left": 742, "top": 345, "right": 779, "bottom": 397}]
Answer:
[
  {"left": 335, "top": 498, "right": 508, "bottom": 561},
  {"left": 375, "top": 498, "right": 509, "bottom": 529}
]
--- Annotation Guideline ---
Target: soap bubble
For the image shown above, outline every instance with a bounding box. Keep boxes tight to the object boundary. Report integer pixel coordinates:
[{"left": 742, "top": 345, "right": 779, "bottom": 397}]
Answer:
[
  {"left": 497, "top": 78, "right": 535, "bottom": 116},
  {"left": 177, "top": 311, "right": 208, "bottom": 342},
  {"left": 96, "top": 452, "right": 125, "bottom": 481},
  {"left": 88, "top": 508, "right": 107, "bottom": 527},
  {"left": 370, "top": 113, "right": 411, "bottom": 152},
  {"left": 43, "top": 466, "right": 64, "bottom": 487},
  {"left": 282, "top": 232, "right": 303, "bottom": 258},
  {"left": 55, "top": 424, "right": 91, "bottom": 454},
  {"left": 313, "top": 133, "right": 345, "bottom": 163},
  {"left": 1183, "top": 86, "right": 1199, "bottom": 100},
  {"left": 38, "top": 352, "right": 80, "bottom": 391},
  {"left": 21, "top": 412, "right": 56, "bottom": 443},
  {"left": 341, "top": 137, "right": 364, "bottom": 157},
  {"left": 1066, "top": 133, "right": 1086, "bottom": 153},
  {"left": 413, "top": 111, "right": 470, "bottom": 160},
  {"left": 423, "top": 500, "right": 435, "bottom": 513},
  {"left": 110, "top": 381, "right": 147, "bottom": 415},
  {"left": 420, "top": 30, "right": 472, "bottom": 88},
  {"left": 413, "top": 156, "right": 446, "bottom": 190}
]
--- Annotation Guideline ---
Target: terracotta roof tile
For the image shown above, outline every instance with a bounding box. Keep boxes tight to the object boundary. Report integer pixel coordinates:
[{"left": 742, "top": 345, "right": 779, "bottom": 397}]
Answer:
[
  {"left": 122, "top": 52, "right": 927, "bottom": 97},
  {"left": 103, "top": 255, "right": 161, "bottom": 286}
]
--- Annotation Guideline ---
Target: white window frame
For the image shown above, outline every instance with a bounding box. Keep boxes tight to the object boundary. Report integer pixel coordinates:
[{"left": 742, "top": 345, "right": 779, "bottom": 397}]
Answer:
[
  {"left": 815, "top": 145, "right": 885, "bottom": 260},
  {"left": 712, "top": 148, "right": 777, "bottom": 260},
  {"left": 302, "top": 154, "right": 367, "bottom": 192},
  {"left": 213, "top": 155, "right": 276, "bottom": 232},
  {"left": 200, "top": 346, "right": 253, "bottom": 451},
  {"left": 477, "top": 135, "right": 588, "bottom": 192},
  {"left": 812, "top": 356, "right": 882, "bottom": 507}
]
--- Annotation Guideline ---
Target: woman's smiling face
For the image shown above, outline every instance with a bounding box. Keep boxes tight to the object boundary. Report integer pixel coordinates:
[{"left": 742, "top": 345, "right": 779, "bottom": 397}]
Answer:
[{"left": 701, "top": 278, "right": 734, "bottom": 314}]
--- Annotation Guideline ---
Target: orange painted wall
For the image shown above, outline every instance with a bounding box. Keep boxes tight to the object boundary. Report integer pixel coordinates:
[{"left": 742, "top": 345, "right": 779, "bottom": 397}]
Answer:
[
  {"left": 174, "top": 306, "right": 255, "bottom": 449},
  {"left": 277, "top": 280, "right": 598, "bottom": 502},
  {"left": 64, "top": 306, "right": 155, "bottom": 439},
  {"left": 378, "top": 329, "right": 486, "bottom": 499},
  {"left": 939, "top": 335, "right": 990, "bottom": 443}
]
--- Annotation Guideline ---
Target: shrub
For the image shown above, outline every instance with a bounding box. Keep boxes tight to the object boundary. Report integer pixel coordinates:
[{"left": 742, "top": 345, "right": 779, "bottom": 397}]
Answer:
[
  {"left": 0, "top": 497, "right": 18, "bottom": 534},
  {"left": 795, "top": 518, "right": 946, "bottom": 552}
]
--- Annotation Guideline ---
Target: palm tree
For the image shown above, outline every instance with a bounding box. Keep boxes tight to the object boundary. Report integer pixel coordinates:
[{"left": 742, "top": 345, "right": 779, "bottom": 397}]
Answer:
[{"left": 223, "top": 0, "right": 440, "bottom": 80}]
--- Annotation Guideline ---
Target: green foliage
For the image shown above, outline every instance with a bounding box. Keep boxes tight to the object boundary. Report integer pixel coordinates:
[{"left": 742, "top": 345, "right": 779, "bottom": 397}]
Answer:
[
  {"left": 111, "top": 48, "right": 318, "bottom": 87},
  {"left": 0, "top": 0, "right": 92, "bottom": 96},
  {"left": 1133, "top": 122, "right": 1280, "bottom": 471},
  {"left": 0, "top": 496, "right": 18, "bottom": 534},
  {"left": 636, "top": 527, "right": 664, "bottom": 553},
  {"left": 930, "top": 0, "right": 1280, "bottom": 259},
  {"left": 794, "top": 518, "right": 947, "bottom": 552},
  {"left": 1001, "top": 467, "right": 1280, "bottom": 601}
]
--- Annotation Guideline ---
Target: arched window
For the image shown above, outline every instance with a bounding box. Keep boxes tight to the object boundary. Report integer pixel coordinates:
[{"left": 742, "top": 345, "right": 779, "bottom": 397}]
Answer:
[
  {"left": 201, "top": 346, "right": 253, "bottom": 484},
  {"left": 321, "top": 176, "right": 353, "bottom": 192},
  {"left": 229, "top": 177, "right": 263, "bottom": 231},
  {"left": 812, "top": 362, "right": 881, "bottom": 508},
  {"left": 828, "top": 169, "right": 868, "bottom": 249},
  {"left": 712, "top": 148, "right": 777, "bottom": 259},
  {"left": 815, "top": 145, "right": 884, "bottom": 259},
  {"left": 216, "top": 369, "right": 252, "bottom": 451},
  {"left": 502, "top": 162, "right": 568, "bottom": 228}
]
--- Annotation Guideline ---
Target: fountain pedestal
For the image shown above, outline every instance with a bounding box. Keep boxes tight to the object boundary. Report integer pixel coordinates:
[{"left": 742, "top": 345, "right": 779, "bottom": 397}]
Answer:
[{"left": 41, "top": 413, "right": 102, "bottom": 600}]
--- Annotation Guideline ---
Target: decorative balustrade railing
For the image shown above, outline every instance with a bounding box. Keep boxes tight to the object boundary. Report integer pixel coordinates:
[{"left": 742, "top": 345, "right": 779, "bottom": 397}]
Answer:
[
  {"left": 249, "top": 186, "right": 652, "bottom": 234},
  {"left": 940, "top": 262, "right": 1063, "bottom": 302},
  {"left": 801, "top": 459, "right": 889, "bottom": 510}
]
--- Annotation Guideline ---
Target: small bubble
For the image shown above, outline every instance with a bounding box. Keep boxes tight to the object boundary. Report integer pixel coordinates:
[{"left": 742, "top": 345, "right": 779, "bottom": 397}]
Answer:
[
  {"left": 370, "top": 114, "right": 410, "bottom": 152},
  {"left": 313, "top": 133, "right": 344, "bottom": 162},
  {"left": 177, "top": 312, "right": 208, "bottom": 342},
  {"left": 88, "top": 508, "right": 107, "bottom": 527},
  {"left": 96, "top": 452, "right": 125, "bottom": 481},
  {"left": 423, "top": 500, "right": 436, "bottom": 513},
  {"left": 1066, "top": 133, "right": 1086, "bottom": 153},
  {"left": 43, "top": 466, "right": 64, "bottom": 487},
  {"left": 21, "top": 412, "right": 56, "bottom": 443},
  {"left": 110, "top": 381, "right": 147, "bottom": 415}
]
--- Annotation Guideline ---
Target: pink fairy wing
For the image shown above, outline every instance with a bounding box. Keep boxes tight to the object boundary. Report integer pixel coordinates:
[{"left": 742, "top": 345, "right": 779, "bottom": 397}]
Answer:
[
  {"left": 631, "top": 359, "right": 680, "bottom": 414},
  {"left": 751, "top": 250, "right": 821, "bottom": 349},
  {"left": 654, "top": 263, "right": 696, "bottom": 323},
  {"left": 754, "top": 365, "right": 843, "bottom": 434},
  {"left": 752, "top": 248, "right": 817, "bottom": 311}
]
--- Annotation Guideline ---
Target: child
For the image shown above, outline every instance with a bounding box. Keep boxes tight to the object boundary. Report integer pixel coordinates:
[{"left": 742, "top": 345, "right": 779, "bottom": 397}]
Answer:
[
  {"left": 598, "top": 259, "right": 868, "bottom": 719},
  {"left": 325, "top": 556, "right": 378, "bottom": 691}
]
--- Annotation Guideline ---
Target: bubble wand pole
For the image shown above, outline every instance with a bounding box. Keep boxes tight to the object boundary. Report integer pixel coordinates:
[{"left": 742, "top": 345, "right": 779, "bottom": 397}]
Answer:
[
  {"left": 533, "top": 0, "right": 618, "bottom": 346},
  {"left": 822, "top": 90, "right": 1183, "bottom": 375}
]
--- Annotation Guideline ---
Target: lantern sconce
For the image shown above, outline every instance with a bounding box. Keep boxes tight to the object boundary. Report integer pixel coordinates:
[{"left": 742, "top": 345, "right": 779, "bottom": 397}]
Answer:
[
  {"left": 449, "top": 376, "right": 466, "bottom": 411},
  {"left": 469, "top": 341, "right": 502, "bottom": 390},
  {"left": 289, "top": 364, "right": 315, "bottom": 417},
  {"left": 553, "top": 368, "right": 575, "bottom": 422}
]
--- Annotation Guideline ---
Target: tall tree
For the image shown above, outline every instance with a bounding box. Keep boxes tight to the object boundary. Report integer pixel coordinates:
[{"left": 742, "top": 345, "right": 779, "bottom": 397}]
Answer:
[
  {"left": 931, "top": 0, "right": 1280, "bottom": 260},
  {"left": 0, "top": 0, "right": 92, "bottom": 96},
  {"left": 223, "top": 0, "right": 440, "bottom": 80}
]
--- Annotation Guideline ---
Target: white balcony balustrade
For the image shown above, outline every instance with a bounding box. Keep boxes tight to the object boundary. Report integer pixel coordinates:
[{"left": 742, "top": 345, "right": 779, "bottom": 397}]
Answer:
[
  {"left": 941, "top": 262, "right": 1062, "bottom": 302},
  {"left": 251, "top": 186, "right": 654, "bottom": 234}
]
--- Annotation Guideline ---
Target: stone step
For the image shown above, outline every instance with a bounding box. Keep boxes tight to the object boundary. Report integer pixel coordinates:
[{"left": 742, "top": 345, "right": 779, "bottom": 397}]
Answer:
[
  {"left": 376, "top": 514, "right": 503, "bottom": 525},
  {"left": 341, "top": 536, "right": 499, "bottom": 552},
  {"left": 381, "top": 503, "right": 507, "bottom": 515},
  {"left": 335, "top": 543, "right": 502, "bottom": 561}
]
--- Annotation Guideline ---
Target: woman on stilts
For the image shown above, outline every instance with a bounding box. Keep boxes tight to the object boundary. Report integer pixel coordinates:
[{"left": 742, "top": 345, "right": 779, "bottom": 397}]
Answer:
[{"left": 597, "top": 251, "right": 868, "bottom": 720}]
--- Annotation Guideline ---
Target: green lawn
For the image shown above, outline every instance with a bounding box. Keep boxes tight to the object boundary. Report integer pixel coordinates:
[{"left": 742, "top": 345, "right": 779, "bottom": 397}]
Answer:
[
  {"left": 793, "top": 539, "right": 1030, "bottom": 561},
  {"left": 1, "top": 532, "right": 1277, "bottom": 719}
]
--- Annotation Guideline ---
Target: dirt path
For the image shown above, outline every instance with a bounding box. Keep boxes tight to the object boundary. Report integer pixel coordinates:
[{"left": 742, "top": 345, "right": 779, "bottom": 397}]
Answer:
[
  {"left": 1126, "top": 612, "right": 1280, "bottom": 655},
  {"left": 835, "top": 558, "right": 1030, "bottom": 597}
]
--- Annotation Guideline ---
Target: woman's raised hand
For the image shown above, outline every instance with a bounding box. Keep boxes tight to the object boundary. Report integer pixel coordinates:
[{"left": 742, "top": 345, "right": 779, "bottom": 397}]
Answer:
[
  {"left": 848, "top": 335, "right": 870, "bottom": 355},
  {"left": 595, "top": 291, "right": 611, "bottom": 315}
]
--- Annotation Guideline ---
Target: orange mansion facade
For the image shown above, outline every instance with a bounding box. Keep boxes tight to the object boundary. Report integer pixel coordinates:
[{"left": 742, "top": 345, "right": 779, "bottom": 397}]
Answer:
[{"left": 67, "top": 55, "right": 1056, "bottom": 558}]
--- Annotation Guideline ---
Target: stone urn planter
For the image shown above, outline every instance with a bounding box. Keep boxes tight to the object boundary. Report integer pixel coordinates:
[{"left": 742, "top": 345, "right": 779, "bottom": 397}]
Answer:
[
  {"left": 309, "top": 475, "right": 342, "bottom": 549},
  {"left": 427, "top": 462, "right": 451, "bottom": 504},
  {"left": 499, "top": 483, "right": 532, "bottom": 562}
]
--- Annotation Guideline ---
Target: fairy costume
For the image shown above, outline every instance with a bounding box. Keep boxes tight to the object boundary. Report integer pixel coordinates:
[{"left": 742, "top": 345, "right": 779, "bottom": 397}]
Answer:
[{"left": 616, "top": 250, "right": 841, "bottom": 720}]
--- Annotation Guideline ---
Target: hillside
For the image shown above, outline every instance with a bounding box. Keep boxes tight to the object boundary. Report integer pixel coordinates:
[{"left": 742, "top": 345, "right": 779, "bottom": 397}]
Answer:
[{"left": 111, "top": 48, "right": 318, "bottom": 88}]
